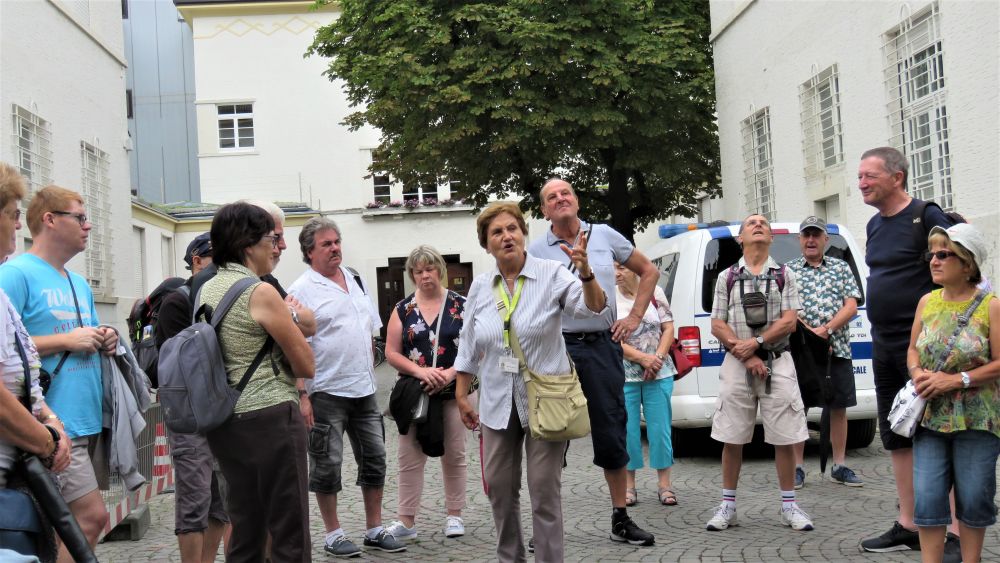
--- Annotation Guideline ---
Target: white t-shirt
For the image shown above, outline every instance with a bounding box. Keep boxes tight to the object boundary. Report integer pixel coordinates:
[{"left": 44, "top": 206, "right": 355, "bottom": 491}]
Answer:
[
  {"left": 0, "top": 288, "right": 44, "bottom": 480},
  {"left": 287, "top": 267, "right": 383, "bottom": 398}
]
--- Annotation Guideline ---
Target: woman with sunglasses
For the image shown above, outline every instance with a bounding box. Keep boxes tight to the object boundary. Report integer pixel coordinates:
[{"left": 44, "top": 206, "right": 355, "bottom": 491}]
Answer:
[
  {"left": 199, "top": 202, "right": 316, "bottom": 562},
  {"left": 908, "top": 223, "right": 1000, "bottom": 563}
]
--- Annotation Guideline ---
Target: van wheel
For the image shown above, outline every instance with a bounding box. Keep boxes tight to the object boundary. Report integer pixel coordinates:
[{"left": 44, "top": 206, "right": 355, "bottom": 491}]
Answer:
[{"left": 846, "top": 419, "right": 876, "bottom": 449}]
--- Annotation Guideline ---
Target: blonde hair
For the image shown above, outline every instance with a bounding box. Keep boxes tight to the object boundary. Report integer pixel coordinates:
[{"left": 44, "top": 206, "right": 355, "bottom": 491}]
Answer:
[
  {"left": 476, "top": 201, "right": 528, "bottom": 249},
  {"left": 27, "top": 185, "right": 84, "bottom": 236},
  {"left": 0, "top": 162, "right": 27, "bottom": 211},
  {"left": 405, "top": 245, "right": 448, "bottom": 285}
]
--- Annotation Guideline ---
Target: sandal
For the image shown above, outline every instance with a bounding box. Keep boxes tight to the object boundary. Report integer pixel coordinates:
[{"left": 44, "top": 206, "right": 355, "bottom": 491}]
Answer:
[
  {"left": 658, "top": 487, "right": 677, "bottom": 506},
  {"left": 625, "top": 487, "right": 638, "bottom": 507}
]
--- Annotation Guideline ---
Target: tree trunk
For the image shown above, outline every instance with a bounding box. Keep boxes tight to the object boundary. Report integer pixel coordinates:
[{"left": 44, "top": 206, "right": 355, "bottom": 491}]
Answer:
[{"left": 606, "top": 167, "right": 635, "bottom": 243}]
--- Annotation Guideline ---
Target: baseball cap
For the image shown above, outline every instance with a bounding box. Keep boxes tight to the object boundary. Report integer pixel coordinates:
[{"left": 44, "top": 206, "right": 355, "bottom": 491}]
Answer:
[
  {"left": 184, "top": 232, "right": 212, "bottom": 270},
  {"left": 799, "top": 215, "right": 827, "bottom": 234},
  {"left": 929, "top": 223, "right": 988, "bottom": 268}
]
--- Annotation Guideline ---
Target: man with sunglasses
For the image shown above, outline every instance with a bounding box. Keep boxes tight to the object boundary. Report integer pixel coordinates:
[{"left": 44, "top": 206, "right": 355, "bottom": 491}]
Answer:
[
  {"left": 858, "top": 147, "right": 961, "bottom": 561},
  {"left": 0, "top": 185, "right": 116, "bottom": 559}
]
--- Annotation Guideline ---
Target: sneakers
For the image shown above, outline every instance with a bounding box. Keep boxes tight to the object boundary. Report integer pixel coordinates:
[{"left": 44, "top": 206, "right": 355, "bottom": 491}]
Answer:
[
  {"left": 363, "top": 529, "right": 407, "bottom": 553},
  {"left": 324, "top": 536, "right": 362, "bottom": 558},
  {"left": 527, "top": 537, "right": 534, "bottom": 553},
  {"left": 859, "top": 521, "right": 920, "bottom": 552},
  {"left": 705, "top": 504, "right": 738, "bottom": 531},
  {"left": 780, "top": 505, "right": 815, "bottom": 531},
  {"left": 444, "top": 516, "right": 465, "bottom": 538},
  {"left": 610, "top": 516, "right": 655, "bottom": 546},
  {"left": 794, "top": 466, "right": 805, "bottom": 490},
  {"left": 830, "top": 465, "right": 864, "bottom": 487},
  {"left": 943, "top": 532, "right": 962, "bottom": 563},
  {"left": 385, "top": 521, "right": 418, "bottom": 542}
]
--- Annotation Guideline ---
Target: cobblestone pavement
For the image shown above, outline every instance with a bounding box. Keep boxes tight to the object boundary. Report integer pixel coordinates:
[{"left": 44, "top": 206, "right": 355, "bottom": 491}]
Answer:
[{"left": 98, "top": 365, "right": 1000, "bottom": 562}]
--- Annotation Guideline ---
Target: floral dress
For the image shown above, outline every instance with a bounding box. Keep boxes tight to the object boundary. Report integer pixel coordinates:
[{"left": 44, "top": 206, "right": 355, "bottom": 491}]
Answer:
[
  {"left": 616, "top": 285, "right": 677, "bottom": 382},
  {"left": 395, "top": 290, "right": 465, "bottom": 395},
  {"left": 917, "top": 290, "right": 998, "bottom": 436}
]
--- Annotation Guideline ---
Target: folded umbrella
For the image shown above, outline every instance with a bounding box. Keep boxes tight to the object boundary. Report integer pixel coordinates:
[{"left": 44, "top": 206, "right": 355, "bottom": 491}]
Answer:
[{"left": 788, "top": 320, "right": 833, "bottom": 472}]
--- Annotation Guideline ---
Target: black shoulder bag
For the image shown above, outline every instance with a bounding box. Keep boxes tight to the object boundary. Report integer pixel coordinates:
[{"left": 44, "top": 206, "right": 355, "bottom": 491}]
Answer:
[
  {"left": 38, "top": 275, "right": 84, "bottom": 394},
  {"left": 7, "top": 332, "right": 98, "bottom": 562}
]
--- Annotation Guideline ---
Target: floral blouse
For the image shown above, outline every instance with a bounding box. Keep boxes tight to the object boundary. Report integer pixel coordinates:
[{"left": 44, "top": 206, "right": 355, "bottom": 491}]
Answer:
[
  {"left": 917, "top": 290, "right": 998, "bottom": 437},
  {"left": 396, "top": 290, "right": 465, "bottom": 378},
  {"left": 616, "top": 285, "right": 676, "bottom": 382}
]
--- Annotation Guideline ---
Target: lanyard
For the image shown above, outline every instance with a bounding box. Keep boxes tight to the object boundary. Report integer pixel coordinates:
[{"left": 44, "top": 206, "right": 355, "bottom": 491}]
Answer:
[{"left": 495, "top": 276, "right": 524, "bottom": 349}]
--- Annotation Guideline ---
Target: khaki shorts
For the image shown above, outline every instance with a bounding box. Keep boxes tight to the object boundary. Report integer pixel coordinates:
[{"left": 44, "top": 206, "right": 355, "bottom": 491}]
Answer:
[
  {"left": 58, "top": 436, "right": 100, "bottom": 504},
  {"left": 710, "top": 352, "right": 808, "bottom": 446}
]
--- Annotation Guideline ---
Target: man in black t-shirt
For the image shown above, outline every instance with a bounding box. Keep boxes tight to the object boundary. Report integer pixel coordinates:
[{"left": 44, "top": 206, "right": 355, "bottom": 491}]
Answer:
[{"left": 857, "top": 147, "right": 959, "bottom": 560}]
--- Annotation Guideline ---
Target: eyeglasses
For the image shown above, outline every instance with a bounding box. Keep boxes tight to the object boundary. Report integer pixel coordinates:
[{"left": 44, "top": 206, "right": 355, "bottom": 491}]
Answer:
[
  {"left": 262, "top": 234, "right": 281, "bottom": 248},
  {"left": 51, "top": 210, "right": 89, "bottom": 226},
  {"left": 924, "top": 250, "right": 959, "bottom": 262}
]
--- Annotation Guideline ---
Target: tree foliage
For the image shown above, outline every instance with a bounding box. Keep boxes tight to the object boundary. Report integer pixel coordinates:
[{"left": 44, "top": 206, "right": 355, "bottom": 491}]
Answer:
[{"left": 308, "top": 0, "right": 719, "bottom": 241}]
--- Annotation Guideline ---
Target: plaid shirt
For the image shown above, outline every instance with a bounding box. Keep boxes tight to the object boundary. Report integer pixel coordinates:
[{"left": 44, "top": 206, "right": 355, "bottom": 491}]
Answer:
[
  {"left": 786, "top": 256, "right": 861, "bottom": 359},
  {"left": 711, "top": 256, "right": 801, "bottom": 348}
]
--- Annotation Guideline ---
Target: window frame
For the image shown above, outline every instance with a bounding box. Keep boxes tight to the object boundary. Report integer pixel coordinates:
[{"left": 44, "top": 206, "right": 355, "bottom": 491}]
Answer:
[
  {"left": 217, "top": 103, "right": 255, "bottom": 151},
  {"left": 741, "top": 108, "right": 776, "bottom": 220},
  {"left": 799, "top": 65, "right": 845, "bottom": 179},
  {"left": 80, "top": 141, "right": 113, "bottom": 296}
]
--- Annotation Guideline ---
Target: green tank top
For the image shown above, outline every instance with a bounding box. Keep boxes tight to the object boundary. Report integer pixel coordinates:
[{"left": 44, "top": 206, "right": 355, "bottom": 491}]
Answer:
[
  {"left": 200, "top": 264, "right": 297, "bottom": 414},
  {"left": 917, "top": 289, "right": 998, "bottom": 436}
]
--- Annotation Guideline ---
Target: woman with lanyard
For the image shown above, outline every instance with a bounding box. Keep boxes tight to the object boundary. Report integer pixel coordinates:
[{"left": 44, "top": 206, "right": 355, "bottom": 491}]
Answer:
[
  {"left": 454, "top": 201, "right": 608, "bottom": 563},
  {"left": 384, "top": 245, "right": 474, "bottom": 542}
]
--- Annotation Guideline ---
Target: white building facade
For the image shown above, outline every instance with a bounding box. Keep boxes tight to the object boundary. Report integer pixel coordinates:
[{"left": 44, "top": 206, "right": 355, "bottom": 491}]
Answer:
[
  {"left": 2, "top": 0, "right": 141, "bottom": 328},
  {"left": 710, "top": 0, "right": 999, "bottom": 282}
]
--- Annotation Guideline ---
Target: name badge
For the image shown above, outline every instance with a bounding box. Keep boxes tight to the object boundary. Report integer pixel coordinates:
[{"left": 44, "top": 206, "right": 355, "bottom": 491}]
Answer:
[{"left": 499, "top": 355, "right": 519, "bottom": 374}]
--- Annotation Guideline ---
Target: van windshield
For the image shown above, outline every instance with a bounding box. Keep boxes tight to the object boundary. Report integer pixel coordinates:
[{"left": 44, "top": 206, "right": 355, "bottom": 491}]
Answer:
[{"left": 700, "top": 234, "right": 865, "bottom": 313}]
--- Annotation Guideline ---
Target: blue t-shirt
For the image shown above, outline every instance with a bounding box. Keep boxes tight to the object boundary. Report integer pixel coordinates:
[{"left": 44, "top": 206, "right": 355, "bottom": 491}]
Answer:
[
  {"left": 0, "top": 254, "right": 102, "bottom": 438},
  {"left": 528, "top": 220, "right": 633, "bottom": 332},
  {"left": 865, "top": 199, "right": 951, "bottom": 348}
]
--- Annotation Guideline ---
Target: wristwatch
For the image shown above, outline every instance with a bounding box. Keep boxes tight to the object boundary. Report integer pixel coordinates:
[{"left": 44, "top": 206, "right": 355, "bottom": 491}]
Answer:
[
  {"left": 755, "top": 336, "right": 764, "bottom": 347},
  {"left": 289, "top": 306, "right": 300, "bottom": 325},
  {"left": 961, "top": 371, "right": 971, "bottom": 389}
]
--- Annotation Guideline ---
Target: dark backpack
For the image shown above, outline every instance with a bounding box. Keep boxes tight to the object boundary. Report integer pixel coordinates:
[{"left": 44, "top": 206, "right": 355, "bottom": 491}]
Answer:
[
  {"left": 126, "top": 277, "right": 187, "bottom": 388},
  {"left": 344, "top": 266, "right": 366, "bottom": 294},
  {"left": 724, "top": 263, "right": 786, "bottom": 296},
  {"left": 158, "top": 277, "right": 274, "bottom": 434},
  {"left": 911, "top": 200, "right": 967, "bottom": 262}
]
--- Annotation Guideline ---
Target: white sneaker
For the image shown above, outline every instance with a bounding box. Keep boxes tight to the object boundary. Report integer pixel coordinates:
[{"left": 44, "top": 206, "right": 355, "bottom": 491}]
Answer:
[
  {"left": 444, "top": 516, "right": 465, "bottom": 538},
  {"left": 705, "top": 504, "right": 737, "bottom": 531},
  {"left": 385, "top": 520, "right": 418, "bottom": 542},
  {"left": 780, "top": 505, "right": 814, "bottom": 531}
]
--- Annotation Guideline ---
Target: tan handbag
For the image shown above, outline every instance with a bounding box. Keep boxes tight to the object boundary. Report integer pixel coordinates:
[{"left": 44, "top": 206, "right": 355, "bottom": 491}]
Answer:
[{"left": 494, "top": 282, "right": 591, "bottom": 441}]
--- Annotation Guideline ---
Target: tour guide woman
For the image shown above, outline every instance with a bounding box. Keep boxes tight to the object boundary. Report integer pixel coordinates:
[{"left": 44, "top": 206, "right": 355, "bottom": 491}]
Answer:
[
  {"left": 909, "top": 223, "right": 999, "bottom": 563},
  {"left": 454, "top": 201, "right": 608, "bottom": 563}
]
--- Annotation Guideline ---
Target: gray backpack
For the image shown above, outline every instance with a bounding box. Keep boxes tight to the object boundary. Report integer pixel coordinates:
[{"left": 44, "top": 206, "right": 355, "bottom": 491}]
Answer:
[{"left": 158, "top": 277, "right": 274, "bottom": 434}]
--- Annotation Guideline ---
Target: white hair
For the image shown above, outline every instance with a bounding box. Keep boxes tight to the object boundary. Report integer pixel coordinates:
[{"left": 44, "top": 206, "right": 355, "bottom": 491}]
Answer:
[{"left": 242, "top": 199, "right": 285, "bottom": 223}]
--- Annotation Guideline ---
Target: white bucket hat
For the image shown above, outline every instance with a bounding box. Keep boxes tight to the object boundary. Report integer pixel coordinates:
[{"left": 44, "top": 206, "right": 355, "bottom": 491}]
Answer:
[{"left": 929, "top": 223, "right": 988, "bottom": 268}]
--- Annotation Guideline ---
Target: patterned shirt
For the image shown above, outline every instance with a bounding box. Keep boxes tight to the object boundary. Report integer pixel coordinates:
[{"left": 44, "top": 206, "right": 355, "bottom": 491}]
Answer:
[
  {"left": 711, "top": 256, "right": 801, "bottom": 348},
  {"left": 616, "top": 285, "right": 676, "bottom": 382},
  {"left": 453, "top": 254, "right": 607, "bottom": 431},
  {"left": 395, "top": 290, "right": 465, "bottom": 393},
  {"left": 918, "top": 290, "right": 999, "bottom": 437},
  {"left": 786, "top": 256, "right": 861, "bottom": 359}
]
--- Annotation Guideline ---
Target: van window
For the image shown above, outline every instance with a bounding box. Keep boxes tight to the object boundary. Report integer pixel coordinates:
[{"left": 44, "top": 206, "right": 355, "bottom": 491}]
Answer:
[
  {"left": 652, "top": 252, "right": 679, "bottom": 302},
  {"left": 700, "top": 233, "right": 866, "bottom": 313}
]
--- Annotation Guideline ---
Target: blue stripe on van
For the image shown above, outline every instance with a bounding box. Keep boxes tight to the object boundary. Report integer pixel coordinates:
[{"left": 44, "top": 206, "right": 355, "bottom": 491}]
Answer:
[
  {"left": 697, "top": 340, "right": 873, "bottom": 368},
  {"left": 709, "top": 226, "right": 734, "bottom": 239}
]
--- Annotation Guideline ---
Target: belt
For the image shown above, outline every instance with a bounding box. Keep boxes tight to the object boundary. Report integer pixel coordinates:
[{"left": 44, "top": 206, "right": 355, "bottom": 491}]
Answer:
[
  {"left": 562, "top": 331, "right": 605, "bottom": 343},
  {"left": 753, "top": 346, "right": 788, "bottom": 362}
]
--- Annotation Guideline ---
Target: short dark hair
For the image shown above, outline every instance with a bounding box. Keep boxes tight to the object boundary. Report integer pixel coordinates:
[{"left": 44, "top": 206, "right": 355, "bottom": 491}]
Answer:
[
  {"left": 299, "top": 217, "right": 341, "bottom": 265},
  {"left": 210, "top": 202, "right": 274, "bottom": 267},
  {"left": 861, "top": 147, "right": 908, "bottom": 189}
]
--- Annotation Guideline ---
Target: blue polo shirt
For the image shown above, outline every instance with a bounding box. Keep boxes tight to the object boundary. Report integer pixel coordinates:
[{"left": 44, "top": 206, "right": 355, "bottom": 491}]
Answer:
[
  {"left": 528, "top": 220, "right": 633, "bottom": 332},
  {"left": 0, "top": 254, "right": 102, "bottom": 438}
]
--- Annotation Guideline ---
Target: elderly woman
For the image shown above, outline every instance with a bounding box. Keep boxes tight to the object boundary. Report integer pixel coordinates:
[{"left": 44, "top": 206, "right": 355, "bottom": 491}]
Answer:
[
  {"left": 385, "top": 245, "right": 474, "bottom": 541},
  {"left": 0, "top": 162, "right": 71, "bottom": 560},
  {"left": 909, "top": 223, "right": 999, "bottom": 563},
  {"left": 200, "top": 202, "right": 316, "bottom": 562},
  {"left": 614, "top": 262, "right": 677, "bottom": 507},
  {"left": 454, "top": 201, "right": 607, "bottom": 563}
]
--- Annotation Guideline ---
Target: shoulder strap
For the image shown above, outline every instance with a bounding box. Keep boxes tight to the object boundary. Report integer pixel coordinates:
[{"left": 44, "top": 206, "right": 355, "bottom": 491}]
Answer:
[
  {"left": 13, "top": 332, "right": 32, "bottom": 410},
  {"left": 725, "top": 264, "right": 740, "bottom": 295},
  {"left": 344, "top": 266, "right": 366, "bottom": 295},
  {"left": 177, "top": 285, "right": 190, "bottom": 298},
  {"left": 774, "top": 264, "right": 785, "bottom": 292},
  {"left": 931, "top": 290, "right": 989, "bottom": 372},
  {"left": 197, "top": 277, "right": 258, "bottom": 328},
  {"left": 911, "top": 199, "right": 933, "bottom": 254},
  {"left": 51, "top": 274, "right": 86, "bottom": 378}
]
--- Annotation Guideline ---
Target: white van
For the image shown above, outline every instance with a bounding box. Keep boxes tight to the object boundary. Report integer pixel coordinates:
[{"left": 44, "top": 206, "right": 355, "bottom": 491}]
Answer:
[{"left": 643, "top": 221, "right": 877, "bottom": 449}]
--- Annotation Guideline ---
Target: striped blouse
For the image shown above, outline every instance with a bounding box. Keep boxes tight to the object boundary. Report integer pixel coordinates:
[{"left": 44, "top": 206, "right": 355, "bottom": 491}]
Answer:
[{"left": 454, "top": 253, "right": 607, "bottom": 431}]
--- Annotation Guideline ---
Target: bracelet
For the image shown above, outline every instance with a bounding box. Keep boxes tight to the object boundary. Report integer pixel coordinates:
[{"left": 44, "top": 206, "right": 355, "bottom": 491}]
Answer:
[{"left": 578, "top": 272, "right": 596, "bottom": 282}]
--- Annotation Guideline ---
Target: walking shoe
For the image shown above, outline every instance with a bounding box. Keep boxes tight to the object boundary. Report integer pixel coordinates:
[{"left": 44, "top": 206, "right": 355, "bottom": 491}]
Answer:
[
  {"left": 859, "top": 521, "right": 920, "bottom": 552},
  {"left": 385, "top": 520, "right": 418, "bottom": 542},
  {"left": 363, "top": 529, "right": 407, "bottom": 553},
  {"left": 943, "top": 532, "right": 962, "bottom": 563},
  {"left": 830, "top": 465, "right": 864, "bottom": 487},
  {"left": 794, "top": 466, "right": 805, "bottom": 490},
  {"left": 527, "top": 537, "right": 534, "bottom": 553},
  {"left": 444, "top": 516, "right": 465, "bottom": 538},
  {"left": 780, "top": 505, "right": 815, "bottom": 531},
  {"left": 610, "top": 516, "right": 655, "bottom": 546},
  {"left": 324, "top": 536, "right": 362, "bottom": 558},
  {"left": 706, "top": 504, "right": 738, "bottom": 531}
]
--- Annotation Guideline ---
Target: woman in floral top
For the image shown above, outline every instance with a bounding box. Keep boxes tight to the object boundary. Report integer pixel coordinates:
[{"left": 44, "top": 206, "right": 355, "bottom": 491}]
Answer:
[
  {"left": 385, "top": 245, "right": 472, "bottom": 541},
  {"left": 909, "top": 223, "right": 1000, "bottom": 563},
  {"left": 615, "top": 262, "right": 678, "bottom": 506}
]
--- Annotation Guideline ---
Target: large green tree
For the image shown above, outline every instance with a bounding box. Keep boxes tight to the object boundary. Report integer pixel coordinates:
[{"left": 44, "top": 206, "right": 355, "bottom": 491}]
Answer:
[{"left": 309, "top": 0, "right": 719, "bottom": 241}]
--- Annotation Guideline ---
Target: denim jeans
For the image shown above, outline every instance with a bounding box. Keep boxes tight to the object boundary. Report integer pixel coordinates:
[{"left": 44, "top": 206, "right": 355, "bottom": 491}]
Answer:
[{"left": 913, "top": 428, "right": 1000, "bottom": 527}]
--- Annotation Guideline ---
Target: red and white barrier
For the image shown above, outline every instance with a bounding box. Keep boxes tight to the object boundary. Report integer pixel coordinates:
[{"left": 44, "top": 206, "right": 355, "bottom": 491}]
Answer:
[{"left": 100, "top": 421, "right": 174, "bottom": 538}]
